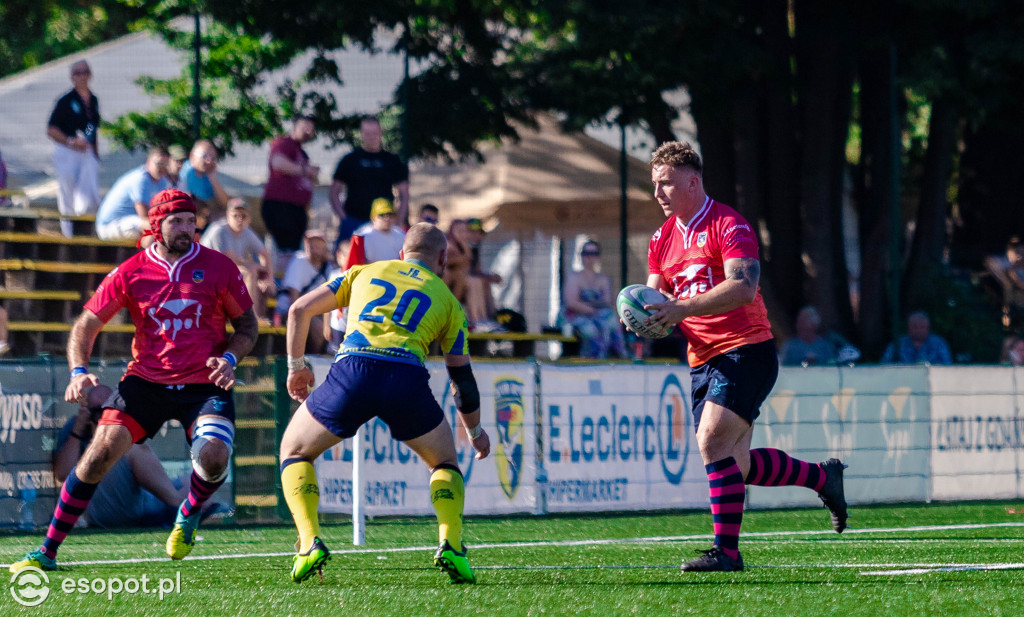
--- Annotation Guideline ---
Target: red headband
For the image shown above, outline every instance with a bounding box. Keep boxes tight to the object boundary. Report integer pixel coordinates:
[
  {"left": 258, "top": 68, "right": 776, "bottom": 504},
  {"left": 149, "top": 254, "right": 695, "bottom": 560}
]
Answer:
[{"left": 138, "top": 189, "right": 197, "bottom": 247}]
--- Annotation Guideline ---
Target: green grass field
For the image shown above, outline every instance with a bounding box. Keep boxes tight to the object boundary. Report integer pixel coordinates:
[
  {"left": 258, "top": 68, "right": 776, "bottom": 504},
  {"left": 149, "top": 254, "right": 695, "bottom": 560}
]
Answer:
[{"left": 5, "top": 503, "right": 1024, "bottom": 616}]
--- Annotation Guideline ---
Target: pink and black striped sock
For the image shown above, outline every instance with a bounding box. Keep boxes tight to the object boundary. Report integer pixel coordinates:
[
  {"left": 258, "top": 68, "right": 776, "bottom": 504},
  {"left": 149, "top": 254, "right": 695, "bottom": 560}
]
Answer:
[
  {"left": 40, "top": 469, "right": 98, "bottom": 559},
  {"left": 746, "top": 448, "right": 826, "bottom": 491},
  {"left": 179, "top": 471, "right": 224, "bottom": 519},
  {"left": 706, "top": 457, "right": 745, "bottom": 560}
]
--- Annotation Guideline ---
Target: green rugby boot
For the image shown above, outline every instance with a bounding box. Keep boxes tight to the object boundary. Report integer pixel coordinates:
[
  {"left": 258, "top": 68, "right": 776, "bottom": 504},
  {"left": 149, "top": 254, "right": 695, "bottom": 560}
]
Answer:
[
  {"left": 9, "top": 549, "right": 57, "bottom": 573},
  {"left": 166, "top": 508, "right": 202, "bottom": 560},
  {"left": 434, "top": 541, "right": 476, "bottom": 584},
  {"left": 291, "top": 537, "right": 330, "bottom": 583}
]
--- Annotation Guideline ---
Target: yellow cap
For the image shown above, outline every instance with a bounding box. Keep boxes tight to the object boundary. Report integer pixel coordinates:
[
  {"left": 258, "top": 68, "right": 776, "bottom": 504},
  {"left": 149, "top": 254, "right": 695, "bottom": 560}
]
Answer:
[{"left": 370, "top": 198, "right": 396, "bottom": 218}]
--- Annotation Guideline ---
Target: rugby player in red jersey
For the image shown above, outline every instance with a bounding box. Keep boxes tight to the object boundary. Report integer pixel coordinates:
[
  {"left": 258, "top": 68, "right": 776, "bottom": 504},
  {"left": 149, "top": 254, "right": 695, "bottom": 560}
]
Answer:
[
  {"left": 642, "top": 142, "right": 848, "bottom": 572},
  {"left": 10, "top": 189, "right": 258, "bottom": 573}
]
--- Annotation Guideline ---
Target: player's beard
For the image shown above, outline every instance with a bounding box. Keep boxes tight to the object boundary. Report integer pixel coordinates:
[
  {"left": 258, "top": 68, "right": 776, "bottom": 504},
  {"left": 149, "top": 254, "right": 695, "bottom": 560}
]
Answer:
[{"left": 163, "top": 231, "right": 193, "bottom": 256}]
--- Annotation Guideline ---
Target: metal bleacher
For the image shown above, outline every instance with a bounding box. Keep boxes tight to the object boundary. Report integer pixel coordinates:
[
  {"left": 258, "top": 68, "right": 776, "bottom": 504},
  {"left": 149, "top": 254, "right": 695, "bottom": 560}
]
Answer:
[{"left": 0, "top": 203, "right": 286, "bottom": 357}]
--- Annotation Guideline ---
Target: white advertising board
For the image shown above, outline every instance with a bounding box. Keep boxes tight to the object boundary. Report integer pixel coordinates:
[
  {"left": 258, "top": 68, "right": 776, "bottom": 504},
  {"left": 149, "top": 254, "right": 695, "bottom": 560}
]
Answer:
[
  {"left": 539, "top": 364, "right": 708, "bottom": 512},
  {"left": 929, "top": 366, "right": 1024, "bottom": 500}
]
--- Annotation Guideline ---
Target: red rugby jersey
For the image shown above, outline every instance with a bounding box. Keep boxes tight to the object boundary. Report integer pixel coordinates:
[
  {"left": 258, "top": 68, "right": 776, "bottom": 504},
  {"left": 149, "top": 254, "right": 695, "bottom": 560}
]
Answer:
[
  {"left": 85, "top": 243, "right": 253, "bottom": 384},
  {"left": 647, "top": 196, "right": 773, "bottom": 367}
]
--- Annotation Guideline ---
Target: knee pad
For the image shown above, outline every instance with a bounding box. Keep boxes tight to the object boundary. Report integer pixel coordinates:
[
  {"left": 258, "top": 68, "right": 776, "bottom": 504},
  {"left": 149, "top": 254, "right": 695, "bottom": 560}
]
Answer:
[{"left": 190, "top": 416, "right": 235, "bottom": 482}]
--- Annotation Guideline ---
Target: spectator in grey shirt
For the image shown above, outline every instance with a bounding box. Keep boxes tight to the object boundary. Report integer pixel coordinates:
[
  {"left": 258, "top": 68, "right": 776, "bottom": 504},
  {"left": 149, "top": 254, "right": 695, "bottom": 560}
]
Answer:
[{"left": 200, "top": 198, "right": 275, "bottom": 321}]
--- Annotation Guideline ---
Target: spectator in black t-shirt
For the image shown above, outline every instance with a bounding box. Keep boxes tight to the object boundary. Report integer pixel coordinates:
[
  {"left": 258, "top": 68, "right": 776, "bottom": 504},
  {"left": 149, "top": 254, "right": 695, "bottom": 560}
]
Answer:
[
  {"left": 47, "top": 60, "right": 101, "bottom": 237},
  {"left": 328, "top": 116, "right": 409, "bottom": 246}
]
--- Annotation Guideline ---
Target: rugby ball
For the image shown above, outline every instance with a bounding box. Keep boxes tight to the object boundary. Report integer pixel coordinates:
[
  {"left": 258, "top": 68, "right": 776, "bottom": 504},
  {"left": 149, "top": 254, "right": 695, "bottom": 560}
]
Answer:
[{"left": 616, "top": 284, "right": 673, "bottom": 339}]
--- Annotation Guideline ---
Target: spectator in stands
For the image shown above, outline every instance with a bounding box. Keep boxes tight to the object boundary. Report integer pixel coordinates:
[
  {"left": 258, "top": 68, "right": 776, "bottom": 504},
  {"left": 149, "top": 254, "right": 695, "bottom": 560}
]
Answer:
[
  {"left": 328, "top": 116, "right": 410, "bottom": 244},
  {"left": 881, "top": 310, "right": 953, "bottom": 365},
  {"left": 443, "top": 219, "right": 471, "bottom": 304},
  {"left": 1000, "top": 335, "right": 1024, "bottom": 366},
  {"left": 0, "top": 305, "right": 9, "bottom": 356},
  {"left": 262, "top": 116, "right": 319, "bottom": 274},
  {"left": 344, "top": 198, "right": 405, "bottom": 269},
  {"left": 52, "top": 385, "right": 226, "bottom": 528},
  {"left": 276, "top": 230, "right": 331, "bottom": 351},
  {"left": 181, "top": 140, "right": 230, "bottom": 224},
  {"left": 464, "top": 218, "right": 503, "bottom": 330},
  {"left": 0, "top": 146, "right": 11, "bottom": 207},
  {"left": 166, "top": 144, "right": 188, "bottom": 189},
  {"left": 416, "top": 203, "right": 440, "bottom": 225},
  {"left": 779, "top": 306, "right": 837, "bottom": 366},
  {"left": 563, "top": 240, "right": 628, "bottom": 359},
  {"left": 95, "top": 146, "right": 171, "bottom": 242},
  {"left": 47, "top": 60, "right": 101, "bottom": 237},
  {"left": 323, "top": 239, "right": 351, "bottom": 355},
  {"left": 200, "top": 199, "right": 275, "bottom": 321},
  {"left": 984, "top": 236, "right": 1024, "bottom": 327}
]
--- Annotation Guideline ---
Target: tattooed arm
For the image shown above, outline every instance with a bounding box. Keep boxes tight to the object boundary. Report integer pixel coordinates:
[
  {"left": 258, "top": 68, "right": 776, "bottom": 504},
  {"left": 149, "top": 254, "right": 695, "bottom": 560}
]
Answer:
[{"left": 645, "top": 257, "right": 761, "bottom": 328}]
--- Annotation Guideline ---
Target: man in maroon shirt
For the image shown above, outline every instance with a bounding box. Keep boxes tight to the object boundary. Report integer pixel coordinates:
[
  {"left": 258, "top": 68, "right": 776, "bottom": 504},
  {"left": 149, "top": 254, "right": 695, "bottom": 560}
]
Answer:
[{"left": 261, "top": 115, "right": 320, "bottom": 273}]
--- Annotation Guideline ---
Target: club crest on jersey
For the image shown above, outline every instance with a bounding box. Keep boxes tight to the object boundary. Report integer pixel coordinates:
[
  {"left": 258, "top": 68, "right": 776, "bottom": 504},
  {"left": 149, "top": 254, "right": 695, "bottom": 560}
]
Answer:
[
  {"left": 494, "top": 376, "right": 525, "bottom": 500},
  {"left": 192, "top": 270, "right": 205, "bottom": 283},
  {"left": 696, "top": 231, "right": 708, "bottom": 248}
]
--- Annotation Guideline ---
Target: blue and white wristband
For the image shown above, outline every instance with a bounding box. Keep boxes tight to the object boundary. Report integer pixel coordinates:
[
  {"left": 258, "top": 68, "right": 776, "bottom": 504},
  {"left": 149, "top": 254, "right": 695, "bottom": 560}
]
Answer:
[
  {"left": 70, "top": 366, "right": 88, "bottom": 378},
  {"left": 221, "top": 352, "right": 238, "bottom": 368}
]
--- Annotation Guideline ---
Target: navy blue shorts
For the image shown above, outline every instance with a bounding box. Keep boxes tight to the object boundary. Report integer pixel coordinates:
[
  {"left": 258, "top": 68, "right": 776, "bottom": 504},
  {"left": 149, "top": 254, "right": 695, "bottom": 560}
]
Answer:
[
  {"left": 690, "top": 339, "right": 779, "bottom": 428},
  {"left": 305, "top": 355, "right": 444, "bottom": 441},
  {"left": 104, "top": 375, "right": 235, "bottom": 443}
]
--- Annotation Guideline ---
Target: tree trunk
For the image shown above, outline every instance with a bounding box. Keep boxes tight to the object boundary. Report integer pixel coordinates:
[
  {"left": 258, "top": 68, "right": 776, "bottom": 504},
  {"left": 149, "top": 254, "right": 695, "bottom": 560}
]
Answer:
[
  {"left": 793, "top": 0, "right": 854, "bottom": 333},
  {"left": 856, "top": 38, "right": 900, "bottom": 358},
  {"left": 760, "top": 0, "right": 804, "bottom": 328},
  {"left": 904, "top": 98, "right": 957, "bottom": 307}
]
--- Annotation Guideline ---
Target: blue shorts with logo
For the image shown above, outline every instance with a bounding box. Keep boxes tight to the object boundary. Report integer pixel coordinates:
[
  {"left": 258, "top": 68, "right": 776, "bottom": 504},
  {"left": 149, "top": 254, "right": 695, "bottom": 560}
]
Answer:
[
  {"left": 690, "top": 339, "right": 778, "bottom": 428},
  {"left": 305, "top": 355, "right": 444, "bottom": 441}
]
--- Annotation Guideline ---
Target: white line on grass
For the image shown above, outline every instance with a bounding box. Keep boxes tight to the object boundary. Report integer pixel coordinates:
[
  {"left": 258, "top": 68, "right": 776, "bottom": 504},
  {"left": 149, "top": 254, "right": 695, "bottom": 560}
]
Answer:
[{"left": 3, "top": 521, "right": 1023, "bottom": 570}]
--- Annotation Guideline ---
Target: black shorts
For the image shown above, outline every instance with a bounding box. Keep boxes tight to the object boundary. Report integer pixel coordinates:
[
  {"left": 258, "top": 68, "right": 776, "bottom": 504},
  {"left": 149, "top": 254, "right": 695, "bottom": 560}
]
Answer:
[
  {"left": 305, "top": 355, "right": 444, "bottom": 442},
  {"left": 102, "top": 375, "right": 235, "bottom": 443},
  {"left": 690, "top": 339, "right": 779, "bottom": 428},
  {"left": 260, "top": 199, "right": 308, "bottom": 252}
]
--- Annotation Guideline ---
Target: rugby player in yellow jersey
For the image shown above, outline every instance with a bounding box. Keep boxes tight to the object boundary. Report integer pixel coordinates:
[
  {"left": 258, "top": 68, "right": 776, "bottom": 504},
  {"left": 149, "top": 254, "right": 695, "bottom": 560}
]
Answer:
[{"left": 280, "top": 223, "right": 491, "bottom": 584}]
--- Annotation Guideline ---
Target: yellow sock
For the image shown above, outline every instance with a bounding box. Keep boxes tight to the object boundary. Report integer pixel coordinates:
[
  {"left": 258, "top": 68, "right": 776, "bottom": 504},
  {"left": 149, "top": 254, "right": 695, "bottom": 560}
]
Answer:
[
  {"left": 429, "top": 466, "right": 465, "bottom": 548},
  {"left": 281, "top": 460, "right": 320, "bottom": 551}
]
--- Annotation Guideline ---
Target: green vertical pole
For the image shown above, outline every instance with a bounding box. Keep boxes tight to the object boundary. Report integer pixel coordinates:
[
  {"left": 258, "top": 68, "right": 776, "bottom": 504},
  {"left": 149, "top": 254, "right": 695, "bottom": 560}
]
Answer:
[{"left": 192, "top": 12, "right": 202, "bottom": 141}]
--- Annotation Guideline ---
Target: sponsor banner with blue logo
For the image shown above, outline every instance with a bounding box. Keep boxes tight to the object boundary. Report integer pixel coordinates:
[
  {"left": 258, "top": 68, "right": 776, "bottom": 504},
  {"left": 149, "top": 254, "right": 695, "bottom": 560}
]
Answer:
[
  {"left": 540, "top": 365, "right": 707, "bottom": 512},
  {"left": 313, "top": 359, "right": 537, "bottom": 515},
  {"left": 748, "top": 366, "right": 930, "bottom": 509},
  {"left": 929, "top": 366, "right": 1024, "bottom": 500}
]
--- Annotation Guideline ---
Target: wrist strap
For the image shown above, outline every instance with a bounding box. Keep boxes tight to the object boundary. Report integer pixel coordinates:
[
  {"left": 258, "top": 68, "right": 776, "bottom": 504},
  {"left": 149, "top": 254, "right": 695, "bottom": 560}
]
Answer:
[
  {"left": 221, "top": 352, "right": 238, "bottom": 368},
  {"left": 286, "top": 355, "right": 309, "bottom": 372},
  {"left": 70, "top": 366, "right": 88, "bottom": 378},
  {"left": 466, "top": 424, "right": 483, "bottom": 439}
]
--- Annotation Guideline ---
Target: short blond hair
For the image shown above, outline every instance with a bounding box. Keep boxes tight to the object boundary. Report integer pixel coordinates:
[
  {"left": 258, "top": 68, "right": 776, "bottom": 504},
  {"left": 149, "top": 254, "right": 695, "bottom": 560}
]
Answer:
[{"left": 651, "top": 141, "right": 703, "bottom": 173}]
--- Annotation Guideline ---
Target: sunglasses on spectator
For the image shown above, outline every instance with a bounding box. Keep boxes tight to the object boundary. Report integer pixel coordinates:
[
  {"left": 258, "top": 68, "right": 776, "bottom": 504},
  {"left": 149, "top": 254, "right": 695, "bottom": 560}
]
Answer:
[
  {"left": 422, "top": 216, "right": 439, "bottom": 224},
  {"left": 581, "top": 250, "right": 601, "bottom": 256},
  {"left": 73, "top": 70, "right": 91, "bottom": 76}
]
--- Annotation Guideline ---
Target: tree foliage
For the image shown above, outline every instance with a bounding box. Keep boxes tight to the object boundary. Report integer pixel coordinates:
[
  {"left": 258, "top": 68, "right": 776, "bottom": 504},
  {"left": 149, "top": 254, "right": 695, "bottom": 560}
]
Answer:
[
  {"left": 100, "top": 0, "right": 1024, "bottom": 361},
  {"left": 0, "top": 0, "right": 145, "bottom": 78}
]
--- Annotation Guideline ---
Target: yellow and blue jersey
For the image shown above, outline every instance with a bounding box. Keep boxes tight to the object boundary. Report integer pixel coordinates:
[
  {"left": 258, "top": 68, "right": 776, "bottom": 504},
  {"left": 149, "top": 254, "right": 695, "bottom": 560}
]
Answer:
[{"left": 326, "top": 258, "right": 469, "bottom": 365}]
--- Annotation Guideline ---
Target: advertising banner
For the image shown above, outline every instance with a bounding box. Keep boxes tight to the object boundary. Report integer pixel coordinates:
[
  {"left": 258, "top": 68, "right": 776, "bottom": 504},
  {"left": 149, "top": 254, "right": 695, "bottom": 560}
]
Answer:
[
  {"left": 930, "top": 366, "right": 1024, "bottom": 500},
  {"left": 539, "top": 364, "right": 707, "bottom": 512},
  {"left": 314, "top": 358, "right": 538, "bottom": 515},
  {"left": 748, "top": 366, "right": 930, "bottom": 509}
]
